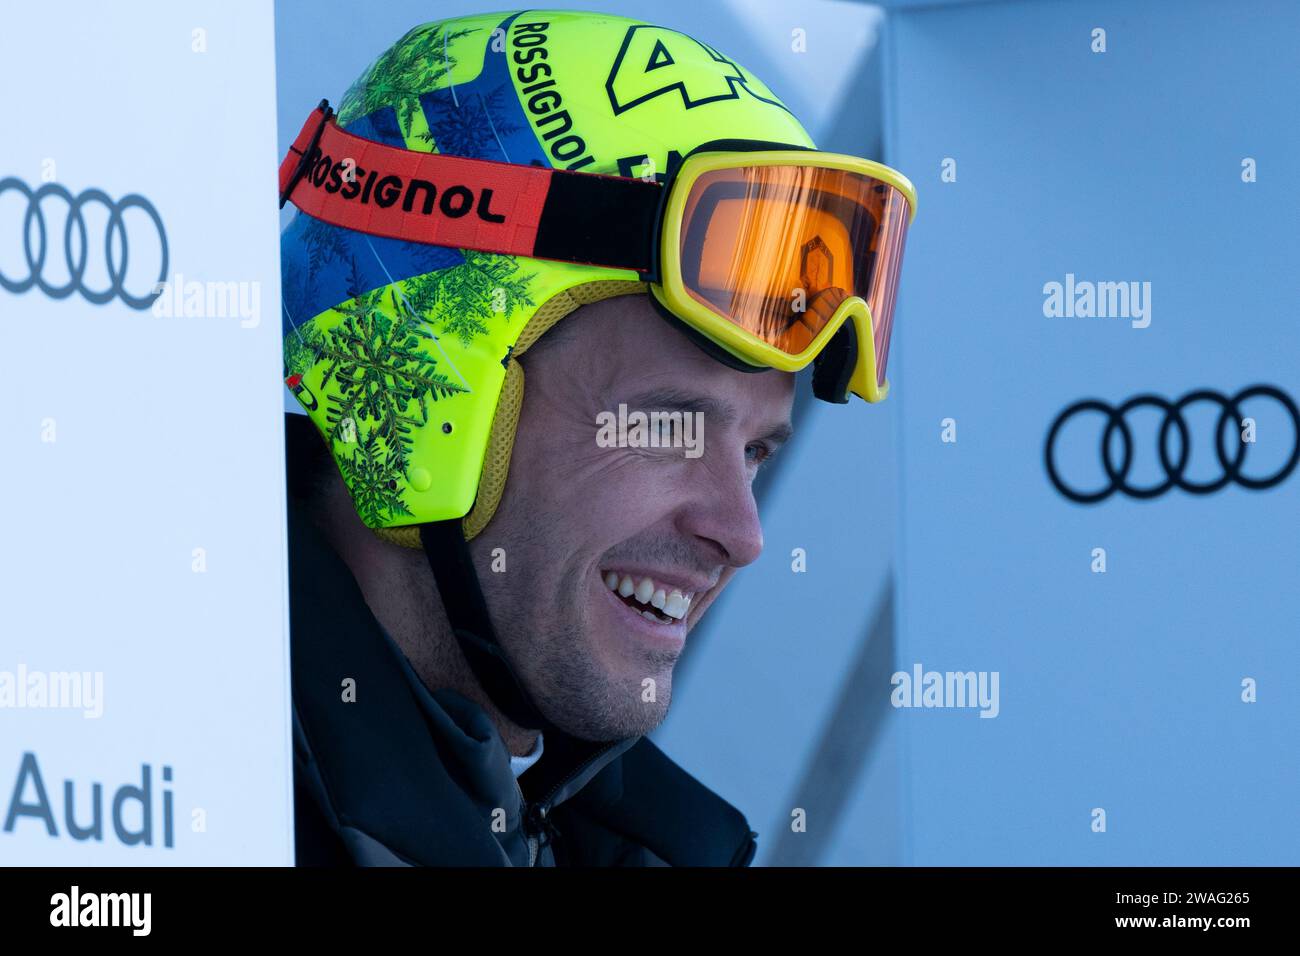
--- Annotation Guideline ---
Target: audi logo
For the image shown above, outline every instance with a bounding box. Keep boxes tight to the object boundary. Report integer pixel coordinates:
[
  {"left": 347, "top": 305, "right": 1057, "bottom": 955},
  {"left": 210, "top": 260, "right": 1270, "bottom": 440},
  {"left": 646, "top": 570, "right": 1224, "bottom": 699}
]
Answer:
[
  {"left": 1045, "top": 385, "right": 1300, "bottom": 503},
  {"left": 0, "top": 177, "right": 168, "bottom": 310}
]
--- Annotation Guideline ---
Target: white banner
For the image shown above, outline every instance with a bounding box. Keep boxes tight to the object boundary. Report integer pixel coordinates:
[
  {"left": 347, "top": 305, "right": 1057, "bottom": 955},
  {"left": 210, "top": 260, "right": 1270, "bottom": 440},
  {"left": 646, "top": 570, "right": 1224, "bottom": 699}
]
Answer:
[{"left": 0, "top": 0, "right": 292, "bottom": 864}]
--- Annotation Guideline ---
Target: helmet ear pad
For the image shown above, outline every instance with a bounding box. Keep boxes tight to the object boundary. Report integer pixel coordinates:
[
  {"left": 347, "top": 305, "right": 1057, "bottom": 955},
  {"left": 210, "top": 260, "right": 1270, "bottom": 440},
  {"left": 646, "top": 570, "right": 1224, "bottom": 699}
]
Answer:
[{"left": 370, "top": 279, "right": 649, "bottom": 550}]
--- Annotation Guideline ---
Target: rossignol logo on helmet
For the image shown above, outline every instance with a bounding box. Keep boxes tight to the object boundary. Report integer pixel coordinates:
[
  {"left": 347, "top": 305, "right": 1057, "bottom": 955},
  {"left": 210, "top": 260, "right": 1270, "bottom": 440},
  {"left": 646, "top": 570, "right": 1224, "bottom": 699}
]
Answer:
[
  {"left": 297, "top": 145, "right": 508, "bottom": 223},
  {"left": 510, "top": 20, "right": 596, "bottom": 171}
]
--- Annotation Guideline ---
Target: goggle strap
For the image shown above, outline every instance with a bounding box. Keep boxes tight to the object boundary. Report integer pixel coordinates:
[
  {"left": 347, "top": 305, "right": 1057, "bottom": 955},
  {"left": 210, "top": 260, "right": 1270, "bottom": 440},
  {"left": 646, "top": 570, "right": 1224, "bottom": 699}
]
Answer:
[
  {"left": 278, "top": 103, "right": 662, "bottom": 272},
  {"left": 531, "top": 167, "right": 661, "bottom": 274}
]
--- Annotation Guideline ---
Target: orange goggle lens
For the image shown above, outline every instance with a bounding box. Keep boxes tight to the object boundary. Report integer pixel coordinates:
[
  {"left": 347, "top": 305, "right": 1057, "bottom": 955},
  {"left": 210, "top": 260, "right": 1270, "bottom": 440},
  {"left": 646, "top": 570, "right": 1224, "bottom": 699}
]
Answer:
[{"left": 678, "top": 164, "right": 911, "bottom": 386}]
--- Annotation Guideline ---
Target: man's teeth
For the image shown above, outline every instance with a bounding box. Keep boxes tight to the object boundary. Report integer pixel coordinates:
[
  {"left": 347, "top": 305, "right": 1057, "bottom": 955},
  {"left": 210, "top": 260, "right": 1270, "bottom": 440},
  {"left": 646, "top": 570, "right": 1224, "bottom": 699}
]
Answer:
[{"left": 603, "top": 571, "right": 694, "bottom": 621}]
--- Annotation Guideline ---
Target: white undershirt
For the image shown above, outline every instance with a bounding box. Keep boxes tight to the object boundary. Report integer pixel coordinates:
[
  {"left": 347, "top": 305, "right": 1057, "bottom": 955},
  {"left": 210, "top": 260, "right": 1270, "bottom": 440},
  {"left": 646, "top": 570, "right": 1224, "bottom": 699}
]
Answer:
[{"left": 509, "top": 733, "right": 544, "bottom": 778}]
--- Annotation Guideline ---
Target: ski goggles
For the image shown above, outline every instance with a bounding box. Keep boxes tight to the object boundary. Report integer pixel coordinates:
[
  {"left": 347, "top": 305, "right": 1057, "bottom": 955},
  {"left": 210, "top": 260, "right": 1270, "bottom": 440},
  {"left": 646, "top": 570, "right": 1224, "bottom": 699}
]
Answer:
[{"left": 279, "top": 101, "right": 916, "bottom": 403}]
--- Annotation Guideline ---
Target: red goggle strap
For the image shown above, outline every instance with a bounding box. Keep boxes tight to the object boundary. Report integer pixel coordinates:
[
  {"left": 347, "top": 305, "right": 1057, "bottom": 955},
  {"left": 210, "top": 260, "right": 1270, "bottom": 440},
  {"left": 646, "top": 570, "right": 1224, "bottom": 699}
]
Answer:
[{"left": 278, "top": 102, "right": 663, "bottom": 273}]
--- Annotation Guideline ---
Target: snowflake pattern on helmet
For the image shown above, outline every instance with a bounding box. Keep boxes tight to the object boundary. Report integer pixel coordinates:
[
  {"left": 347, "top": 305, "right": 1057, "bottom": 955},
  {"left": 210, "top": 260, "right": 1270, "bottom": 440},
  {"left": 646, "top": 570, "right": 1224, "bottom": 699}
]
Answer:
[{"left": 283, "top": 15, "right": 547, "bottom": 527}]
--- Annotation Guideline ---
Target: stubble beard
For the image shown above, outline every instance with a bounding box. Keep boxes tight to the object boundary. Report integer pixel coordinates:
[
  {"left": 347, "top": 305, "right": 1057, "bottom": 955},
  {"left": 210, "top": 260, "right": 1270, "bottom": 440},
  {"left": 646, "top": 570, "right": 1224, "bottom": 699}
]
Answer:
[{"left": 490, "top": 556, "right": 677, "bottom": 742}]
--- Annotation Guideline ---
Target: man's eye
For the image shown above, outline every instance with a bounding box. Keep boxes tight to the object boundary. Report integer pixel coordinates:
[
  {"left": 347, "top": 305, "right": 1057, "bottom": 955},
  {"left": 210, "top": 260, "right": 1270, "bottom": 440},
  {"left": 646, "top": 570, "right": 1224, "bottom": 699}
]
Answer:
[{"left": 746, "top": 442, "right": 773, "bottom": 466}]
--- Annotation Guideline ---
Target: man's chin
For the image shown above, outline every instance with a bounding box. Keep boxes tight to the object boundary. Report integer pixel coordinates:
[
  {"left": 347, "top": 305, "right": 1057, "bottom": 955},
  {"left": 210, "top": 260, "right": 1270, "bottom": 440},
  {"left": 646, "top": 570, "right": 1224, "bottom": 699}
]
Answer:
[{"left": 539, "top": 664, "right": 674, "bottom": 742}]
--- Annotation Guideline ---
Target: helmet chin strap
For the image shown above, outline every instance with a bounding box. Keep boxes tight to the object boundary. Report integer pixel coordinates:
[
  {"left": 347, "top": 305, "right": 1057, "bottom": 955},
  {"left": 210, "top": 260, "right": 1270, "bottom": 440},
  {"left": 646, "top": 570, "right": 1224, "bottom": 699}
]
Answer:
[{"left": 418, "top": 520, "right": 554, "bottom": 734}]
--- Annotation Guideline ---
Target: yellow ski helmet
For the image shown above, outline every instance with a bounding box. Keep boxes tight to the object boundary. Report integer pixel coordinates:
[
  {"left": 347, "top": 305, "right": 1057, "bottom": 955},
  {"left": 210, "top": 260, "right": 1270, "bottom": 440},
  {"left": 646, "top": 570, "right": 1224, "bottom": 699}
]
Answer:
[{"left": 280, "top": 9, "right": 823, "bottom": 544}]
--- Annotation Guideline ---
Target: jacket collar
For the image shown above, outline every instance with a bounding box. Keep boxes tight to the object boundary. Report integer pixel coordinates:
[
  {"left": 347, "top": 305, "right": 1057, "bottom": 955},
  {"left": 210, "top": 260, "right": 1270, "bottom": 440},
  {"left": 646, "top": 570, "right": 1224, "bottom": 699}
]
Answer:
[{"left": 383, "top": 617, "right": 639, "bottom": 815}]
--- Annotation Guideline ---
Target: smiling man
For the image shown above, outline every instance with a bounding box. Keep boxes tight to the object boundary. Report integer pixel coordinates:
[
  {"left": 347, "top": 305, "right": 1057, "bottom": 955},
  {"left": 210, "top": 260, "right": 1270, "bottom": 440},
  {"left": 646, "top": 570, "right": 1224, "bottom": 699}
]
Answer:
[
  {"left": 466, "top": 294, "right": 793, "bottom": 745},
  {"left": 279, "top": 9, "right": 914, "bottom": 867}
]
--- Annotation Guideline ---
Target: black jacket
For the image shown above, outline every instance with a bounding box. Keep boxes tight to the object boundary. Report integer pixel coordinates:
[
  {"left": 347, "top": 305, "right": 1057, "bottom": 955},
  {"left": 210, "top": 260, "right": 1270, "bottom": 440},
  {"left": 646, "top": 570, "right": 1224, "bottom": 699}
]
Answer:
[{"left": 286, "top": 480, "right": 758, "bottom": 867}]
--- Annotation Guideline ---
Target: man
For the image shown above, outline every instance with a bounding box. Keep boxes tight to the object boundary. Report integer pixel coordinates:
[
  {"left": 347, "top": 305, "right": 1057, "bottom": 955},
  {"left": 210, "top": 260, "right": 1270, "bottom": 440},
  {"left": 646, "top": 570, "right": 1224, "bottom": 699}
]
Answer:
[{"left": 279, "top": 9, "right": 914, "bottom": 866}]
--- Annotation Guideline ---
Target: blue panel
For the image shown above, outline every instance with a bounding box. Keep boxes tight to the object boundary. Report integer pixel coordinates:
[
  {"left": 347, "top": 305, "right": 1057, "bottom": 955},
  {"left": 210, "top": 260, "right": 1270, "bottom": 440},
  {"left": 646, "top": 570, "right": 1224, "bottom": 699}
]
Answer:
[{"left": 885, "top": 0, "right": 1300, "bottom": 864}]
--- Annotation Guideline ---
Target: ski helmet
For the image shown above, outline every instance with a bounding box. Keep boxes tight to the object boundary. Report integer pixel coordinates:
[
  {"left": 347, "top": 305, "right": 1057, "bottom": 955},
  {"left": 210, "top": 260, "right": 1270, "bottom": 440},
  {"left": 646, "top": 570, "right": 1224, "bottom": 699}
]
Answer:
[{"left": 280, "top": 9, "right": 817, "bottom": 545}]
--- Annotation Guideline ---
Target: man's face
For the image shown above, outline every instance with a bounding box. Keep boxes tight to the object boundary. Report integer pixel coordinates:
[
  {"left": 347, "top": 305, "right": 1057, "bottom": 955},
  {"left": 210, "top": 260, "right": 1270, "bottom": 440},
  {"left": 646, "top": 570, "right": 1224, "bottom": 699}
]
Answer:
[{"left": 472, "top": 294, "right": 795, "bottom": 741}]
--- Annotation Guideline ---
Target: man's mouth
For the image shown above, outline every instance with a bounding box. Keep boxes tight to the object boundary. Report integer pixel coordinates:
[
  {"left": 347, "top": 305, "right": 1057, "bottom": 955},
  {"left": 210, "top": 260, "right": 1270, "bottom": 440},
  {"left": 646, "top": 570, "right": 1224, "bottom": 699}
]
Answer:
[{"left": 601, "top": 571, "right": 696, "bottom": 626}]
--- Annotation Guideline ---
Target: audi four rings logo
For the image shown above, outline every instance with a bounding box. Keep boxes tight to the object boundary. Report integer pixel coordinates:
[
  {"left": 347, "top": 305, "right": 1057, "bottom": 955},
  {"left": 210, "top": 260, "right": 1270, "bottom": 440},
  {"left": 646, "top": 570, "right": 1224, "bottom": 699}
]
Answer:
[
  {"left": 1045, "top": 386, "right": 1300, "bottom": 503},
  {"left": 0, "top": 176, "right": 168, "bottom": 310}
]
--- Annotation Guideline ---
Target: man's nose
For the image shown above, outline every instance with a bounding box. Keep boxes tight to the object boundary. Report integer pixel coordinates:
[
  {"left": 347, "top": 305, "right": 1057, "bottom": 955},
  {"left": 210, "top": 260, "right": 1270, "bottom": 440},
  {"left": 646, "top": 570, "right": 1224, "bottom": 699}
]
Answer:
[{"left": 673, "top": 449, "right": 765, "bottom": 569}]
